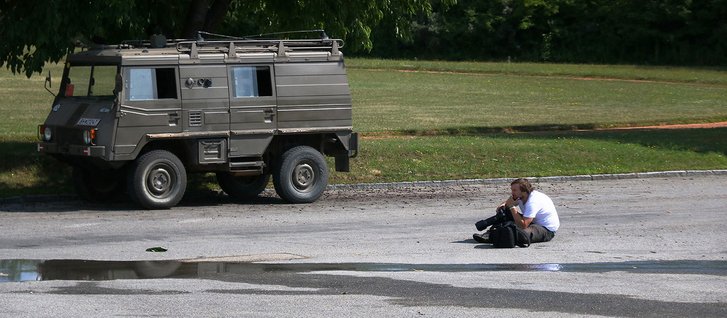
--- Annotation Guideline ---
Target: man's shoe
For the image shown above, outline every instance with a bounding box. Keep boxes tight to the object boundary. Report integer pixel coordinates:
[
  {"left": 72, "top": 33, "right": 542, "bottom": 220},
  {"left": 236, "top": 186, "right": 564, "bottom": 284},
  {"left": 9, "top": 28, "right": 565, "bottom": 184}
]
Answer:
[{"left": 473, "top": 232, "right": 490, "bottom": 243}]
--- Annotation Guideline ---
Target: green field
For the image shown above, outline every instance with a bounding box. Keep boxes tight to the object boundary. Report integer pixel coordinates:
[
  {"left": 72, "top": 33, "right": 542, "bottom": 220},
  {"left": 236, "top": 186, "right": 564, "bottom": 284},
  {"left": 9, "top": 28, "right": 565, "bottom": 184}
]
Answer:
[
  {"left": 1, "top": 59, "right": 726, "bottom": 197},
  {"left": 347, "top": 59, "right": 727, "bottom": 132}
]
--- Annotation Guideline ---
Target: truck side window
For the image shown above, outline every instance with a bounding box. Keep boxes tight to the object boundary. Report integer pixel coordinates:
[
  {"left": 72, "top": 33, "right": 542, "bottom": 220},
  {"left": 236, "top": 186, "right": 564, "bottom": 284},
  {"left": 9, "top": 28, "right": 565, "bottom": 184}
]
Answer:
[
  {"left": 232, "top": 66, "right": 272, "bottom": 98},
  {"left": 128, "top": 68, "right": 178, "bottom": 101}
]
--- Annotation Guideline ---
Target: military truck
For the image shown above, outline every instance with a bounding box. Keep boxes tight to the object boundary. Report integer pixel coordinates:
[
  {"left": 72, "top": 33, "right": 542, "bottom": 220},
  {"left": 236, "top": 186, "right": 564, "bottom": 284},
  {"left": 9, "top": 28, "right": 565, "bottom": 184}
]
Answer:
[{"left": 37, "top": 32, "right": 358, "bottom": 209}]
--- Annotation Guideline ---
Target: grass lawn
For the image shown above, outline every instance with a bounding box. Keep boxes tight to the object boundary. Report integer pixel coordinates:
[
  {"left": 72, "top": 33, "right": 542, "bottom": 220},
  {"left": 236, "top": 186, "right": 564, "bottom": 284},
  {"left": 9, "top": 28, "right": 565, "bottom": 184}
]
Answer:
[
  {"left": 348, "top": 59, "right": 727, "bottom": 133},
  {"left": 1, "top": 59, "right": 726, "bottom": 197},
  {"left": 0, "top": 63, "right": 63, "bottom": 140},
  {"left": 335, "top": 129, "right": 727, "bottom": 184},
  {"left": 348, "top": 58, "right": 727, "bottom": 85}
]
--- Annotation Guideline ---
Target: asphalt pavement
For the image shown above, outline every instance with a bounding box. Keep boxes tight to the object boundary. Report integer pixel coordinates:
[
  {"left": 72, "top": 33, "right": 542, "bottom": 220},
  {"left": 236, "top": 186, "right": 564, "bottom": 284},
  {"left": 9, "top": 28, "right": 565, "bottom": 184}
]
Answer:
[{"left": 0, "top": 173, "right": 725, "bottom": 317}]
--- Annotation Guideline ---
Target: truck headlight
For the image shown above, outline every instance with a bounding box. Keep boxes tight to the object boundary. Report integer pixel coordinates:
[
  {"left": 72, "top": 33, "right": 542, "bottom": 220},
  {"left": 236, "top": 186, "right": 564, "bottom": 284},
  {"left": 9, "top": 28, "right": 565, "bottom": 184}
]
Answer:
[{"left": 42, "top": 126, "right": 52, "bottom": 141}]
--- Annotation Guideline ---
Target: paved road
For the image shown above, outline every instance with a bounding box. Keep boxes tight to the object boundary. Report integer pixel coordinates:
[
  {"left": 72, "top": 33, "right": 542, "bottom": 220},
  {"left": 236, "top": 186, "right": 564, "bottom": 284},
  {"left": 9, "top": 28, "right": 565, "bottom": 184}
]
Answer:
[{"left": 0, "top": 175, "right": 725, "bottom": 317}]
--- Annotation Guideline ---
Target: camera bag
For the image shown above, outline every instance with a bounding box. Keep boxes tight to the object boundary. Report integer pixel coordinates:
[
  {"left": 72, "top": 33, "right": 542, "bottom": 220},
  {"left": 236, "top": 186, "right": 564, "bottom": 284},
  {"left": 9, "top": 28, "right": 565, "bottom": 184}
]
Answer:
[{"left": 490, "top": 222, "right": 531, "bottom": 248}]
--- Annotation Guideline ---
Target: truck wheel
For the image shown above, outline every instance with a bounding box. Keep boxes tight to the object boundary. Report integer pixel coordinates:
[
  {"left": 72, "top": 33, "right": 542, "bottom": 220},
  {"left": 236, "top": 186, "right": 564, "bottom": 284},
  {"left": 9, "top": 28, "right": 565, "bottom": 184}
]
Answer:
[
  {"left": 72, "top": 167, "right": 121, "bottom": 202},
  {"left": 216, "top": 172, "right": 270, "bottom": 199},
  {"left": 273, "top": 146, "right": 328, "bottom": 203},
  {"left": 127, "top": 150, "right": 187, "bottom": 209}
]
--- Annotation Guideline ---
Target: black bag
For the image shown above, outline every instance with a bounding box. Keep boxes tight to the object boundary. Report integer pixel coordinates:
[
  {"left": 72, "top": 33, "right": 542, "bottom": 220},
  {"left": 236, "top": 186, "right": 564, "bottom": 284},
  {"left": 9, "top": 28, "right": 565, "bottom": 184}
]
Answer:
[{"left": 490, "top": 222, "right": 531, "bottom": 248}]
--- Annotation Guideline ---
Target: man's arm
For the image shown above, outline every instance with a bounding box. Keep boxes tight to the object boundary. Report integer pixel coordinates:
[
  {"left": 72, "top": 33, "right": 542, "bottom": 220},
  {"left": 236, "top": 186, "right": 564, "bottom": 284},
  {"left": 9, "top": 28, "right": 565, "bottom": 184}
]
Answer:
[
  {"left": 504, "top": 197, "right": 533, "bottom": 229},
  {"left": 509, "top": 206, "right": 533, "bottom": 229}
]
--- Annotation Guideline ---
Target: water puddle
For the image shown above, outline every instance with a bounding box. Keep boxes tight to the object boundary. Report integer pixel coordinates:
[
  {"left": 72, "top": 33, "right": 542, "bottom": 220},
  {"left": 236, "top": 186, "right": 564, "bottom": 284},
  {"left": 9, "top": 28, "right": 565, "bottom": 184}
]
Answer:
[{"left": 1, "top": 259, "right": 725, "bottom": 283}]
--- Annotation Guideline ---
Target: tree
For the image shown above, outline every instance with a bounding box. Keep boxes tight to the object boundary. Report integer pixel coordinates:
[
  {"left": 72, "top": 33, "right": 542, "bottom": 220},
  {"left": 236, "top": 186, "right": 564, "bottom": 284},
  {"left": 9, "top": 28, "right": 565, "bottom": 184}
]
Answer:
[
  {"left": 0, "top": 0, "right": 436, "bottom": 77},
  {"left": 367, "top": 0, "right": 727, "bottom": 65}
]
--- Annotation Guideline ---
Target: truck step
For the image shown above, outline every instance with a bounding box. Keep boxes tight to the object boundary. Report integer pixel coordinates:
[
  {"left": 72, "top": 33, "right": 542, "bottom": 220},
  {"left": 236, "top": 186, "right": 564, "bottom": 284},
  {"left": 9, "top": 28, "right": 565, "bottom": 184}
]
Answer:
[{"left": 229, "top": 161, "right": 265, "bottom": 173}]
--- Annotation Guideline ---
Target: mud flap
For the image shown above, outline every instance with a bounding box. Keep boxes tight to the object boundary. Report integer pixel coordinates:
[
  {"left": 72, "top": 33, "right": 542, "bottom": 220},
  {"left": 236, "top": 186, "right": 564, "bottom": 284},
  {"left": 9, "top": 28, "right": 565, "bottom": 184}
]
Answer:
[{"left": 335, "top": 155, "right": 350, "bottom": 172}]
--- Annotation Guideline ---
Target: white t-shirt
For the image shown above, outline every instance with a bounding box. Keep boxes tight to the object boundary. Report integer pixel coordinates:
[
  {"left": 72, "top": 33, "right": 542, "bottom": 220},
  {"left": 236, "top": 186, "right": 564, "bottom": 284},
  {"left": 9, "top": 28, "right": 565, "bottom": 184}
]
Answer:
[{"left": 517, "top": 190, "right": 560, "bottom": 232}]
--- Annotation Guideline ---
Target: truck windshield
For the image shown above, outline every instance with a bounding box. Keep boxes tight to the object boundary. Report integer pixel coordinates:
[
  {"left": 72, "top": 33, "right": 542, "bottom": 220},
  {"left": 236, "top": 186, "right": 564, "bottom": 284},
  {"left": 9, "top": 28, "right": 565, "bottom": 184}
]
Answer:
[{"left": 63, "top": 65, "right": 117, "bottom": 98}]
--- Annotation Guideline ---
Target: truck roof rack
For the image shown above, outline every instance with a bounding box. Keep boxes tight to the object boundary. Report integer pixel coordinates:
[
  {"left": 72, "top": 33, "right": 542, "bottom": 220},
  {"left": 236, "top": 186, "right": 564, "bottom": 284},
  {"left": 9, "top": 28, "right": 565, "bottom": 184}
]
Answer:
[
  {"left": 176, "top": 38, "right": 343, "bottom": 58},
  {"left": 107, "top": 30, "right": 343, "bottom": 58},
  {"left": 176, "top": 30, "right": 343, "bottom": 58}
]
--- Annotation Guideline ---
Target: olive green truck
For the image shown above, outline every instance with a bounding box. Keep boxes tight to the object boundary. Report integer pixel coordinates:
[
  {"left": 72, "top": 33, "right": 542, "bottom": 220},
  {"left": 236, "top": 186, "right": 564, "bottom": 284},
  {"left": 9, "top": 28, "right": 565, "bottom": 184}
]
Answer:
[{"left": 37, "top": 33, "right": 358, "bottom": 209}]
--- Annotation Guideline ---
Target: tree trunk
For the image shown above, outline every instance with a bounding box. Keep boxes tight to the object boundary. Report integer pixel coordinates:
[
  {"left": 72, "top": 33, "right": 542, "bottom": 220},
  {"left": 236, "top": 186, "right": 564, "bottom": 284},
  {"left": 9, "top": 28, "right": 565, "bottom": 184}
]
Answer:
[
  {"left": 182, "top": 0, "right": 212, "bottom": 39},
  {"left": 182, "top": 0, "right": 232, "bottom": 39},
  {"left": 204, "top": 0, "right": 232, "bottom": 33}
]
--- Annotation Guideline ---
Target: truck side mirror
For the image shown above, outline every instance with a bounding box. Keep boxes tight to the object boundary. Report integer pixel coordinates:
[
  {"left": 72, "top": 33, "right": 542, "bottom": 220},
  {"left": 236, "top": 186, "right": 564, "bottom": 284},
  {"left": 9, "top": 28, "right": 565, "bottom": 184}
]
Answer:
[{"left": 44, "top": 71, "right": 55, "bottom": 97}]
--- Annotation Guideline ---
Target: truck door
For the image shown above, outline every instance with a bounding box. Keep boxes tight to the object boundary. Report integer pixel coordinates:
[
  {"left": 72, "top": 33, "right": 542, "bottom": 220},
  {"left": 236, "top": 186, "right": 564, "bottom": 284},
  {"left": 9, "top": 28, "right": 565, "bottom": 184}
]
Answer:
[
  {"left": 116, "top": 67, "right": 182, "bottom": 158},
  {"left": 227, "top": 65, "right": 276, "bottom": 157},
  {"left": 178, "top": 65, "right": 230, "bottom": 133}
]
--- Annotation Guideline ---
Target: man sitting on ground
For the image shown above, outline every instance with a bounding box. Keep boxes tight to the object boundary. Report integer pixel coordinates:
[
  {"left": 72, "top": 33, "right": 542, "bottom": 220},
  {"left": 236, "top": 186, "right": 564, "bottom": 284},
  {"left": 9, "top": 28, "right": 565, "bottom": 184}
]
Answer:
[{"left": 473, "top": 178, "right": 559, "bottom": 243}]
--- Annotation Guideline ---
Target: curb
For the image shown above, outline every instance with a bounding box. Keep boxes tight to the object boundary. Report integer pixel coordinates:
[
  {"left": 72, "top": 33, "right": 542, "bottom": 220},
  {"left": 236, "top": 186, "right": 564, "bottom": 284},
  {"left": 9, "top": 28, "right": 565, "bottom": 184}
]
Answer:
[
  {"left": 2, "top": 170, "right": 726, "bottom": 205},
  {"left": 326, "top": 169, "right": 727, "bottom": 191}
]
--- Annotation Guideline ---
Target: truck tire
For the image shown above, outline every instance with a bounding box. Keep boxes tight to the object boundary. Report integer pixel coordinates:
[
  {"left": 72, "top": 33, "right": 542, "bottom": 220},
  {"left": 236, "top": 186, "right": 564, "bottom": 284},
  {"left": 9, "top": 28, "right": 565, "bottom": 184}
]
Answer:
[
  {"left": 216, "top": 172, "right": 270, "bottom": 199},
  {"left": 127, "top": 150, "right": 187, "bottom": 209},
  {"left": 273, "top": 146, "right": 329, "bottom": 203},
  {"left": 72, "top": 167, "right": 121, "bottom": 202}
]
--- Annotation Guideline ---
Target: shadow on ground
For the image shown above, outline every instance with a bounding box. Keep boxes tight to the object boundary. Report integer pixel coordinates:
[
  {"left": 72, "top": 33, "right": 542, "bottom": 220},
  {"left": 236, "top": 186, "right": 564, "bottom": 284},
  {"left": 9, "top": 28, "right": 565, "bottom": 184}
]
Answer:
[
  {"left": 2, "top": 126, "right": 726, "bottom": 201},
  {"left": 390, "top": 125, "right": 727, "bottom": 156}
]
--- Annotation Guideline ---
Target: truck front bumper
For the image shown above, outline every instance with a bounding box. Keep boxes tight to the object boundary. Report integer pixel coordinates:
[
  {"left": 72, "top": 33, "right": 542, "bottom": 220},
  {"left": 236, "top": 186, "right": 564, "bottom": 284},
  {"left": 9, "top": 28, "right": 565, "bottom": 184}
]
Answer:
[{"left": 37, "top": 142, "right": 106, "bottom": 157}]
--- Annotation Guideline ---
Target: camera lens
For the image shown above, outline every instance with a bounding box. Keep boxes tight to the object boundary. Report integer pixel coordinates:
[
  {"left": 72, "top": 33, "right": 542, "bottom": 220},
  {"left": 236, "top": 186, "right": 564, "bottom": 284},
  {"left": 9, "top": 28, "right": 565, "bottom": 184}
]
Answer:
[{"left": 475, "top": 220, "right": 489, "bottom": 231}]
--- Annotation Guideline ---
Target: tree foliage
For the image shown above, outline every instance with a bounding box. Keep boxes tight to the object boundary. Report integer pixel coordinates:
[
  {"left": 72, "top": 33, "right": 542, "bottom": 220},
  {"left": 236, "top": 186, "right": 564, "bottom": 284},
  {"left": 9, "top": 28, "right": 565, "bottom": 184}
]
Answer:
[
  {"left": 1, "top": 0, "right": 189, "bottom": 77},
  {"left": 2, "top": 0, "right": 726, "bottom": 77},
  {"left": 1, "top": 0, "right": 435, "bottom": 77},
  {"left": 368, "top": 0, "right": 727, "bottom": 66}
]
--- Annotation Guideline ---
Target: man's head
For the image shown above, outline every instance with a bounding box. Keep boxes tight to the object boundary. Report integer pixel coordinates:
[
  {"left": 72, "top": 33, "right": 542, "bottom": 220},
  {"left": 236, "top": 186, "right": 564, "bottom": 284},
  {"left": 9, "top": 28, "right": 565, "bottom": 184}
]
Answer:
[{"left": 510, "top": 178, "right": 533, "bottom": 201}]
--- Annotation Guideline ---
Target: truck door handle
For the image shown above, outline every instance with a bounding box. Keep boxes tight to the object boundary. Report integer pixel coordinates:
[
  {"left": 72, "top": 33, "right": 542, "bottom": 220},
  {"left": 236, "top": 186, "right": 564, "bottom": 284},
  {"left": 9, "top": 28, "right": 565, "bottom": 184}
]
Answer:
[
  {"left": 264, "top": 109, "right": 274, "bottom": 123},
  {"left": 168, "top": 112, "right": 180, "bottom": 126}
]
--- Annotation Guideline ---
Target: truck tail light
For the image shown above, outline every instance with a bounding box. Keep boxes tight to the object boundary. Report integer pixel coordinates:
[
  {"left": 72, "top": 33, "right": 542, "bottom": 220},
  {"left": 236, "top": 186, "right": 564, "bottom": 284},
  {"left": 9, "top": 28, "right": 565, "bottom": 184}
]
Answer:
[
  {"left": 83, "top": 129, "right": 97, "bottom": 145},
  {"left": 65, "top": 83, "right": 74, "bottom": 97}
]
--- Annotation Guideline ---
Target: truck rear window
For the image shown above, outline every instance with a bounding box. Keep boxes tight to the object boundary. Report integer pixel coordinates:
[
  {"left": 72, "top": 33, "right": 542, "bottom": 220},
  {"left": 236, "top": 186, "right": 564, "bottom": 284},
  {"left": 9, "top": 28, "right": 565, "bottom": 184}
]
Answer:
[{"left": 231, "top": 66, "right": 272, "bottom": 98}]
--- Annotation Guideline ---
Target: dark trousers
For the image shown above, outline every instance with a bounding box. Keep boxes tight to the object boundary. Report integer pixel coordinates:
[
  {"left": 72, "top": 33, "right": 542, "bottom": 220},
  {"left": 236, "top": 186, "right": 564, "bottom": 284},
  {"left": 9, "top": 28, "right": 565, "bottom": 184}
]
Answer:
[{"left": 523, "top": 224, "right": 555, "bottom": 243}]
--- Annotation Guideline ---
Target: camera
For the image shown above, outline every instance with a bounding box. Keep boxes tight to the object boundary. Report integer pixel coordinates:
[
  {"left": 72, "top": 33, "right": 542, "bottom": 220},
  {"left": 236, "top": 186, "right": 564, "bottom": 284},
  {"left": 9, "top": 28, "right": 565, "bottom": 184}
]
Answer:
[{"left": 475, "top": 205, "right": 515, "bottom": 231}]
